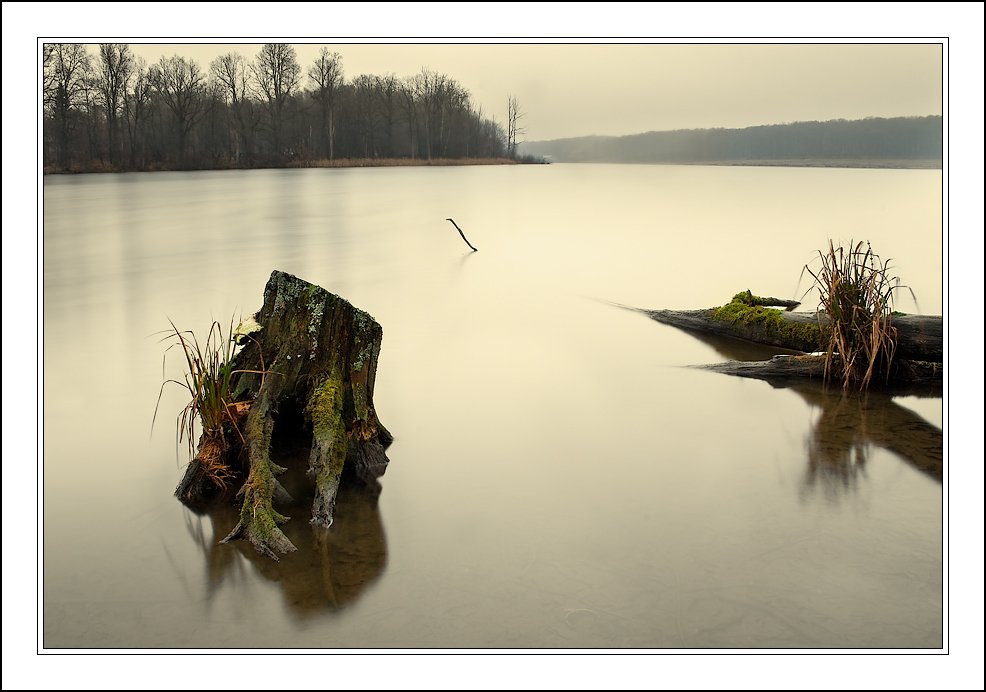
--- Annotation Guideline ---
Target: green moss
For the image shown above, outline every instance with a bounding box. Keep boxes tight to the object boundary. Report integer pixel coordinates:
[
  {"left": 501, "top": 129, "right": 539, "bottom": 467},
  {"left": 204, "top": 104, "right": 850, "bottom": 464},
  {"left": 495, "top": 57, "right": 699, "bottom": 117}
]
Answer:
[
  {"left": 729, "top": 289, "right": 792, "bottom": 308},
  {"left": 307, "top": 374, "right": 348, "bottom": 490},
  {"left": 308, "top": 375, "right": 343, "bottom": 436},
  {"left": 237, "top": 418, "right": 289, "bottom": 541},
  {"left": 713, "top": 299, "right": 782, "bottom": 327},
  {"left": 241, "top": 496, "right": 289, "bottom": 541},
  {"left": 731, "top": 289, "right": 757, "bottom": 306},
  {"left": 713, "top": 294, "right": 823, "bottom": 348}
]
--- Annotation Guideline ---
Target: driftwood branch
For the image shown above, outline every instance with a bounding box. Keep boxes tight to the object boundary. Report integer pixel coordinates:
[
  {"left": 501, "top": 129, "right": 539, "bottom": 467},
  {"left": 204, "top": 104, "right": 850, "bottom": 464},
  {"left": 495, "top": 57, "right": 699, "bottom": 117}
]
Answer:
[{"left": 446, "top": 218, "right": 478, "bottom": 252}]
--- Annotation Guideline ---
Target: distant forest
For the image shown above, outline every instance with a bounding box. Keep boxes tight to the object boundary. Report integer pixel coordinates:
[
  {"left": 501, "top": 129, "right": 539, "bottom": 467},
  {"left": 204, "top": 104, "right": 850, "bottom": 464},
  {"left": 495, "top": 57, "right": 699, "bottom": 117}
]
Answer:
[
  {"left": 43, "top": 43, "right": 528, "bottom": 173},
  {"left": 521, "top": 116, "right": 943, "bottom": 167}
]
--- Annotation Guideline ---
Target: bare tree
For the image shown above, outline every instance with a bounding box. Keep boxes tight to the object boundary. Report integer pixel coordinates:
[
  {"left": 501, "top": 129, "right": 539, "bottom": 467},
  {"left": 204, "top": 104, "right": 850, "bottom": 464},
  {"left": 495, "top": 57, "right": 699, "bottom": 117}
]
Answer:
[
  {"left": 398, "top": 76, "right": 418, "bottom": 158},
  {"left": 307, "top": 47, "right": 343, "bottom": 160},
  {"left": 43, "top": 44, "right": 58, "bottom": 107},
  {"left": 468, "top": 105, "right": 504, "bottom": 158},
  {"left": 96, "top": 44, "right": 134, "bottom": 165},
  {"left": 211, "top": 52, "right": 259, "bottom": 161},
  {"left": 440, "top": 81, "right": 470, "bottom": 157},
  {"left": 122, "top": 57, "right": 153, "bottom": 168},
  {"left": 43, "top": 43, "right": 92, "bottom": 167},
  {"left": 151, "top": 55, "right": 206, "bottom": 165},
  {"left": 507, "top": 95, "right": 526, "bottom": 159},
  {"left": 351, "top": 74, "right": 382, "bottom": 158},
  {"left": 251, "top": 43, "right": 301, "bottom": 159},
  {"left": 43, "top": 44, "right": 516, "bottom": 171},
  {"left": 79, "top": 59, "right": 102, "bottom": 162},
  {"left": 413, "top": 69, "right": 454, "bottom": 160},
  {"left": 374, "top": 74, "right": 399, "bottom": 158}
]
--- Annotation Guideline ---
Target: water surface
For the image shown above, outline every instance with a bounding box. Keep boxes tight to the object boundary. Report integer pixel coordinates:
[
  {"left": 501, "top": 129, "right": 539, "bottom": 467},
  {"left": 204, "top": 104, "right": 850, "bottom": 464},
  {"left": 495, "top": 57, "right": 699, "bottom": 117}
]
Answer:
[{"left": 42, "top": 164, "right": 943, "bottom": 648}]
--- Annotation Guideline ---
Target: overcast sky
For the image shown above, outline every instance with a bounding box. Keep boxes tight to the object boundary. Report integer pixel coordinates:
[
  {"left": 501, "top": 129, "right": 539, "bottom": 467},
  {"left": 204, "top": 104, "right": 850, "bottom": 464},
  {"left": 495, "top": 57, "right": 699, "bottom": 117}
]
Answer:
[{"left": 124, "top": 41, "right": 941, "bottom": 141}]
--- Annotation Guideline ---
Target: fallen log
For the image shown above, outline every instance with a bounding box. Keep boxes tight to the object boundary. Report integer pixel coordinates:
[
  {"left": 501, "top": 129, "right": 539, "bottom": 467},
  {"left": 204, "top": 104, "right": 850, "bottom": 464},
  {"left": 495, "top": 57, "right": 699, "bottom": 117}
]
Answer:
[
  {"left": 176, "top": 270, "right": 392, "bottom": 559},
  {"left": 642, "top": 292, "right": 942, "bottom": 363}
]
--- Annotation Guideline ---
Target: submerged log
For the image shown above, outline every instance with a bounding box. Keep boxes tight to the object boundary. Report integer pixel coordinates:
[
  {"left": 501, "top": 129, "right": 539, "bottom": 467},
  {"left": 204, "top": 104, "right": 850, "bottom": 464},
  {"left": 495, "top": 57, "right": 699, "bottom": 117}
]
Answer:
[
  {"left": 177, "top": 270, "right": 392, "bottom": 559},
  {"left": 696, "top": 354, "right": 943, "bottom": 391}
]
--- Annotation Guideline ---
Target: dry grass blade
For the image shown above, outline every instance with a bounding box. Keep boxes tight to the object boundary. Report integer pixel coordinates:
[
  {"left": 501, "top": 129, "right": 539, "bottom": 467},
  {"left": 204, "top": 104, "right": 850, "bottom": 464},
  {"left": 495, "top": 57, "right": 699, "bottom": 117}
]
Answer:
[
  {"left": 151, "top": 315, "right": 270, "bottom": 489},
  {"left": 802, "top": 239, "right": 907, "bottom": 390}
]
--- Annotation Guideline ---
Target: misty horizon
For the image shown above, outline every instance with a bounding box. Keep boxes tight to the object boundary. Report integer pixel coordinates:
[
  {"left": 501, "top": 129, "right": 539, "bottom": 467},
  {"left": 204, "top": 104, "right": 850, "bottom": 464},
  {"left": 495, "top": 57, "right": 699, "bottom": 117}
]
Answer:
[
  {"left": 113, "top": 42, "right": 942, "bottom": 141},
  {"left": 526, "top": 113, "right": 943, "bottom": 142}
]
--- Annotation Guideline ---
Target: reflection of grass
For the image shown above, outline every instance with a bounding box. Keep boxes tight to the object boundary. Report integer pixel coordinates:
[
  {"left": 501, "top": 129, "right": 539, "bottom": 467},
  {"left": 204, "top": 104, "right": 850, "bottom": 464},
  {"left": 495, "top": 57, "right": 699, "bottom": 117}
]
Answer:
[
  {"left": 154, "top": 318, "right": 264, "bottom": 491},
  {"left": 802, "top": 393, "right": 870, "bottom": 503},
  {"left": 796, "top": 383, "right": 943, "bottom": 503},
  {"left": 803, "top": 240, "right": 912, "bottom": 390}
]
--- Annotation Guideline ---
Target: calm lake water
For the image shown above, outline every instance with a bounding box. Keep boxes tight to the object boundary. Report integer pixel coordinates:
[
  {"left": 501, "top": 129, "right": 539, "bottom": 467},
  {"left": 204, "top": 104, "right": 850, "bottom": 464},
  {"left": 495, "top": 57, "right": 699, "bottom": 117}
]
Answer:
[{"left": 42, "top": 164, "right": 943, "bottom": 649}]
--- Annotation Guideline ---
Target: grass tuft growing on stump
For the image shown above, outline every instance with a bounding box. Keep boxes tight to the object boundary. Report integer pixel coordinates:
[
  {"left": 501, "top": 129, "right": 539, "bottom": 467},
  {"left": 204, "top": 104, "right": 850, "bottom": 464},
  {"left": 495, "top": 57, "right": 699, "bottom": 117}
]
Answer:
[
  {"left": 153, "top": 317, "right": 267, "bottom": 491},
  {"left": 801, "top": 240, "right": 913, "bottom": 390}
]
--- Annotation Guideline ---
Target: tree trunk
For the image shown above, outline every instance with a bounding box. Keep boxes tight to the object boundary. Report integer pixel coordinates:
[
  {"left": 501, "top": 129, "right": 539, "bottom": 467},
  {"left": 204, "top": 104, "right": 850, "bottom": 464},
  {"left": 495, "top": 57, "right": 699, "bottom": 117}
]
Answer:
[{"left": 176, "top": 270, "right": 392, "bottom": 559}]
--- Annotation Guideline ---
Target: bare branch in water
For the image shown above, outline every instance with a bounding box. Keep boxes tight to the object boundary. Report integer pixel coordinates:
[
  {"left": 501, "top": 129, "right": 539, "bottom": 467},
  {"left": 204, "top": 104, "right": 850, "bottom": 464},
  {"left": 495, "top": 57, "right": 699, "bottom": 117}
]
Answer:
[{"left": 446, "top": 218, "right": 478, "bottom": 252}]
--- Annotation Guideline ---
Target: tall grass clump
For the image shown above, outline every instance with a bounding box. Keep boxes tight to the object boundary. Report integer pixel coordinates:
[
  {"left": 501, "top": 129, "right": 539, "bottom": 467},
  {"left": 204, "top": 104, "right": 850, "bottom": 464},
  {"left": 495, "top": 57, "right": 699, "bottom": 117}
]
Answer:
[
  {"left": 153, "top": 317, "right": 264, "bottom": 491},
  {"left": 802, "top": 240, "right": 913, "bottom": 390}
]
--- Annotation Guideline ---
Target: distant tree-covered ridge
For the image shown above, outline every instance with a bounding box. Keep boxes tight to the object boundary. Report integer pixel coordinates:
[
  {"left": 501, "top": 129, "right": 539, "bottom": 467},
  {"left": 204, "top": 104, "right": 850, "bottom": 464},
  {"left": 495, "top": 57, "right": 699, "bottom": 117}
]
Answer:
[
  {"left": 520, "top": 116, "right": 942, "bottom": 168},
  {"left": 43, "top": 43, "right": 521, "bottom": 173}
]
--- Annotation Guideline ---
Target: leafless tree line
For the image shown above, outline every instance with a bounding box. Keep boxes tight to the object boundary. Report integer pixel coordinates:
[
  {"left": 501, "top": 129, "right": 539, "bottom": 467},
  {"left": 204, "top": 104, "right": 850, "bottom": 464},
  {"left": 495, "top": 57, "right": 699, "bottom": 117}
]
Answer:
[{"left": 43, "top": 43, "right": 521, "bottom": 171}]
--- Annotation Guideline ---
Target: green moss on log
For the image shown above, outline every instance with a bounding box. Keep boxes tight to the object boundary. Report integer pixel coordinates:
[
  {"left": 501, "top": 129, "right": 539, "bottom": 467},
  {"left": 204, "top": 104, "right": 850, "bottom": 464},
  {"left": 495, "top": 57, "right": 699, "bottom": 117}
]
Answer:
[{"left": 713, "top": 293, "right": 823, "bottom": 347}]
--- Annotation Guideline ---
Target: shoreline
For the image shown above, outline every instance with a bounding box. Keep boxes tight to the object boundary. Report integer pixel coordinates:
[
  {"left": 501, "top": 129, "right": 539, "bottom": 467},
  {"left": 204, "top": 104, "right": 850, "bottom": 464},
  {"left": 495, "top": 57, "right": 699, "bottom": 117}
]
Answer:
[
  {"left": 548, "top": 158, "right": 942, "bottom": 170},
  {"left": 41, "top": 156, "right": 942, "bottom": 175},
  {"left": 682, "top": 158, "right": 942, "bottom": 170},
  {"left": 41, "top": 157, "right": 533, "bottom": 175}
]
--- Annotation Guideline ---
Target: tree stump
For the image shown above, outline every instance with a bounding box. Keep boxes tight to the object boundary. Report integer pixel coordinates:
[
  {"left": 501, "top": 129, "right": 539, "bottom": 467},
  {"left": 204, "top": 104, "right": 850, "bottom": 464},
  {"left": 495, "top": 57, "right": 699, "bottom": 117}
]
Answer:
[{"left": 176, "top": 270, "right": 392, "bottom": 559}]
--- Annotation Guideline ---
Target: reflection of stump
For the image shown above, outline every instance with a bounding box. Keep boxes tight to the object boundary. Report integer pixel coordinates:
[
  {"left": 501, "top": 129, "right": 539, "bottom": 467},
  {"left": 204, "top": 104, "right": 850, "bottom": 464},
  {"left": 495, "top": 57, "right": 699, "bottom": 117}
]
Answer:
[
  {"left": 191, "top": 483, "right": 389, "bottom": 614},
  {"left": 177, "top": 270, "right": 392, "bottom": 559}
]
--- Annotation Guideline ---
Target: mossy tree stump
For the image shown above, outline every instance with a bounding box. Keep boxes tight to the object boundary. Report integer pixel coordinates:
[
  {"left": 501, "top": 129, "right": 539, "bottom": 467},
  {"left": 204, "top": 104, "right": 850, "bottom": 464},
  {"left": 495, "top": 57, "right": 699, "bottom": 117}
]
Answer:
[{"left": 176, "top": 270, "right": 392, "bottom": 559}]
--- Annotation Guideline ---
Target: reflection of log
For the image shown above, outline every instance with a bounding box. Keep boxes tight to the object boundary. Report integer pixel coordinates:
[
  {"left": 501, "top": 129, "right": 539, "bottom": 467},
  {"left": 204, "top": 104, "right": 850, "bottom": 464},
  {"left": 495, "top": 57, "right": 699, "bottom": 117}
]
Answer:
[
  {"left": 178, "top": 270, "right": 392, "bottom": 559},
  {"left": 791, "top": 383, "right": 942, "bottom": 484},
  {"left": 643, "top": 308, "right": 942, "bottom": 363}
]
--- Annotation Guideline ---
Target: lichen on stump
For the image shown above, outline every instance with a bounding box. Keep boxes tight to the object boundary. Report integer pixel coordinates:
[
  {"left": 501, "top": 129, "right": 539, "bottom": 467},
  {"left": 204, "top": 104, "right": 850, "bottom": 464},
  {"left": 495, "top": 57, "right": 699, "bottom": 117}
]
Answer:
[{"left": 176, "top": 270, "right": 392, "bottom": 559}]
